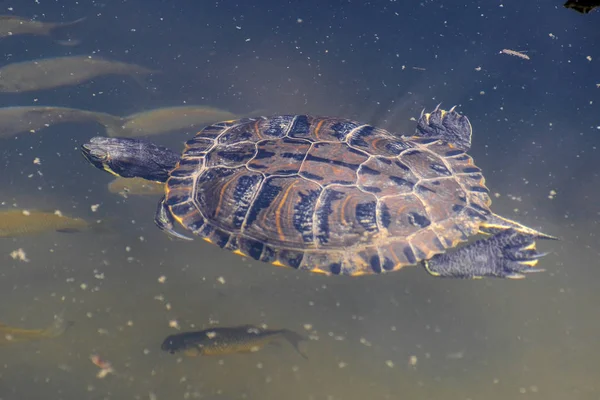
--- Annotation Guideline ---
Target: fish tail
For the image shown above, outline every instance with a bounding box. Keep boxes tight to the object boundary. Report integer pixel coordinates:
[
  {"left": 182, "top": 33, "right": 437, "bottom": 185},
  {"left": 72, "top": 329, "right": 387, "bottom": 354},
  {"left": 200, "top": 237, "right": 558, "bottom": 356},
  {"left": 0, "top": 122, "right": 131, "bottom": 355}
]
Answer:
[
  {"left": 47, "top": 17, "right": 87, "bottom": 46},
  {"left": 48, "top": 17, "right": 87, "bottom": 34},
  {"left": 128, "top": 67, "right": 161, "bottom": 92},
  {"left": 42, "top": 311, "right": 68, "bottom": 338},
  {"left": 94, "top": 113, "right": 126, "bottom": 137},
  {"left": 280, "top": 329, "right": 308, "bottom": 359}
]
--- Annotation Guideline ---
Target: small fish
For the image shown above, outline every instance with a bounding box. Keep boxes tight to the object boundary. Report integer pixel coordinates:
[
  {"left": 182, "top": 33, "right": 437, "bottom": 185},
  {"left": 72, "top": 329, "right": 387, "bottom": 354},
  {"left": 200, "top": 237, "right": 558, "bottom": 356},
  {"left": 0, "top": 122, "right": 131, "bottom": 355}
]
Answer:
[
  {"left": 0, "top": 209, "right": 91, "bottom": 237},
  {"left": 564, "top": 0, "right": 600, "bottom": 13},
  {"left": 110, "top": 106, "right": 239, "bottom": 137},
  {"left": 0, "top": 312, "right": 67, "bottom": 345},
  {"left": 0, "top": 15, "right": 85, "bottom": 44},
  {"left": 0, "top": 55, "right": 158, "bottom": 93},
  {"left": 108, "top": 177, "right": 165, "bottom": 197},
  {"left": 0, "top": 106, "right": 123, "bottom": 138},
  {"left": 161, "top": 325, "right": 308, "bottom": 359}
]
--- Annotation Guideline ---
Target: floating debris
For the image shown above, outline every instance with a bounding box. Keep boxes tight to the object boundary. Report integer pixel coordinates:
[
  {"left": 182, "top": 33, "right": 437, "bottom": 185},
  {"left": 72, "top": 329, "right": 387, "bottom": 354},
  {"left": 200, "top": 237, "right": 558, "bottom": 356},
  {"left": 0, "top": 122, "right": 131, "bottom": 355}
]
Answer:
[
  {"left": 499, "top": 49, "right": 530, "bottom": 60},
  {"left": 408, "top": 355, "right": 418, "bottom": 366},
  {"left": 90, "top": 354, "right": 115, "bottom": 379},
  {"left": 9, "top": 248, "right": 29, "bottom": 262}
]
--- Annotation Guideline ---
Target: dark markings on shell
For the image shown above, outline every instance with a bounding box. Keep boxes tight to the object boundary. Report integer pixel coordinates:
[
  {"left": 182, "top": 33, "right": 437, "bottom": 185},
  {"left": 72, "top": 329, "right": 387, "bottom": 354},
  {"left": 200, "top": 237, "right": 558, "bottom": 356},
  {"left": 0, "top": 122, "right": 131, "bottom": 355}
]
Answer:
[
  {"left": 469, "top": 202, "right": 491, "bottom": 215},
  {"left": 465, "top": 207, "right": 488, "bottom": 221},
  {"left": 348, "top": 125, "right": 375, "bottom": 148},
  {"left": 260, "top": 243, "right": 276, "bottom": 263},
  {"left": 212, "top": 228, "right": 230, "bottom": 248},
  {"left": 355, "top": 201, "right": 378, "bottom": 232},
  {"left": 415, "top": 183, "right": 436, "bottom": 194},
  {"left": 231, "top": 174, "right": 263, "bottom": 229},
  {"left": 394, "top": 160, "right": 410, "bottom": 171},
  {"left": 452, "top": 204, "right": 465, "bottom": 213},
  {"left": 301, "top": 142, "right": 367, "bottom": 185},
  {"left": 470, "top": 185, "right": 489, "bottom": 193},
  {"left": 287, "top": 115, "right": 311, "bottom": 137},
  {"left": 278, "top": 249, "right": 304, "bottom": 269},
  {"left": 293, "top": 188, "right": 321, "bottom": 244},
  {"left": 403, "top": 246, "right": 417, "bottom": 265},
  {"left": 316, "top": 189, "right": 344, "bottom": 245},
  {"left": 369, "top": 255, "right": 382, "bottom": 273},
  {"left": 360, "top": 165, "right": 381, "bottom": 175},
  {"left": 329, "top": 262, "right": 342, "bottom": 275},
  {"left": 445, "top": 149, "right": 465, "bottom": 157},
  {"left": 379, "top": 202, "right": 391, "bottom": 229},
  {"left": 389, "top": 176, "right": 414, "bottom": 189},
  {"left": 261, "top": 115, "right": 295, "bottom": 137},
  {"left": 208, "top": 142, "right": 256, "bottom": 167},
  {"left": 244, "top": 178, "right": 282, "bottom": 229},
  {"left": 463, "top": 166, "right": 481, "bottom": 173},
  {"left": 408, "top": 212, "right": 431, "bottom": 228},
  {"left": 237, "top": 237, "right": 264, "bottom": 260},
  {"left": 329, "top": 121, "right": 359, "bottom": 140},
  {"left": 429, "top": 163, "right": 452, "bottom": 176},
  {"left": 362, "top": 186, "right": 381, "bottom": 193}
]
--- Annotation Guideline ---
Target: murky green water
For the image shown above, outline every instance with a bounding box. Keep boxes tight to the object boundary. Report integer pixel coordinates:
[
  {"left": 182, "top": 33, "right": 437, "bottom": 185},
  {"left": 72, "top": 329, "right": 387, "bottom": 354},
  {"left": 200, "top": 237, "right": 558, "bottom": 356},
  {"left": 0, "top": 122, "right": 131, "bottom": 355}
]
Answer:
[{"left": 0, "top": 1, "right": 598, "bottom": 399}]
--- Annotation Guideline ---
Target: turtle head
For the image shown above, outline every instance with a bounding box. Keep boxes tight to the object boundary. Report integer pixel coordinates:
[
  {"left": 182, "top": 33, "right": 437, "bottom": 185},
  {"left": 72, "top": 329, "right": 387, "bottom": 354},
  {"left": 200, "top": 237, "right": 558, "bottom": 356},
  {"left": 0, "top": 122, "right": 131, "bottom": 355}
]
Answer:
[{"left": 81, "top": 137, "right": 180, "bottom": 183}]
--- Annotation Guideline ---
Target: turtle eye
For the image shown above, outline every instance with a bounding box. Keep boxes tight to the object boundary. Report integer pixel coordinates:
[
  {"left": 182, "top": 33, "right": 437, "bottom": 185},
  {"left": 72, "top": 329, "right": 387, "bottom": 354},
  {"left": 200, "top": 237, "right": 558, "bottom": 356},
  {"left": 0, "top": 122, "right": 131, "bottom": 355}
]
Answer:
[{"left": 90, "top": 150, "right": 109, "bottom": 162}]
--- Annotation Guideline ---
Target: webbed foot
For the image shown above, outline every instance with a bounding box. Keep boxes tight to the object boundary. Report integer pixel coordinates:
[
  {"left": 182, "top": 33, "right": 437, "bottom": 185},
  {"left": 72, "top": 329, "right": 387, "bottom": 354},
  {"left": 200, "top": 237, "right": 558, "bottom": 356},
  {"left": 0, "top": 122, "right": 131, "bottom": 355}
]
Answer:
[
  {"left": 154, "top": 196, "right": 193, "bottom": 241},
  {"left": 424, "top": 229, "right": 552, "bottom": 279},
  {"left": 416, "top": 105, "right": 472, "bottom": 151}
]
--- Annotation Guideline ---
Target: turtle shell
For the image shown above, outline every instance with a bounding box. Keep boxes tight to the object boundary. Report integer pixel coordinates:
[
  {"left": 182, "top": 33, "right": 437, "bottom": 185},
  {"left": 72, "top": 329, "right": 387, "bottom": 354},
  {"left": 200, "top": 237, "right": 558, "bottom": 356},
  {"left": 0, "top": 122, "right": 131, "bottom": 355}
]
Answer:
[{"left": 163, "top": 115, "right": 492, "bottom": 276}]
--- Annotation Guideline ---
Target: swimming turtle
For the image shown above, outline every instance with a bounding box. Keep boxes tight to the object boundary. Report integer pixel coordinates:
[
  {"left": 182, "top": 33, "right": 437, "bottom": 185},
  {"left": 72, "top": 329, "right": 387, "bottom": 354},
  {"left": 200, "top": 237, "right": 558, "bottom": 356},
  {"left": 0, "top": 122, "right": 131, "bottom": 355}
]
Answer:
[{"left": 81, "top": 107, "right": 555, "bottom": 278}]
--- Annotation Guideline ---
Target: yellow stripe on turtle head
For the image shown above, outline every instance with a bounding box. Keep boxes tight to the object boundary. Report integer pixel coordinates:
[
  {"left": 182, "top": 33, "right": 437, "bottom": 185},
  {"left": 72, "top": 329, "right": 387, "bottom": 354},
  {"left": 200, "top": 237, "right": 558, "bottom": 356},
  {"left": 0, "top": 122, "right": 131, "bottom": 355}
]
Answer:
[
  {"left": 102, "top": 164, "right": 121, "bottom": 177},
  {"left": 423, "top": 261, "right": 441, "bottom": 277}
]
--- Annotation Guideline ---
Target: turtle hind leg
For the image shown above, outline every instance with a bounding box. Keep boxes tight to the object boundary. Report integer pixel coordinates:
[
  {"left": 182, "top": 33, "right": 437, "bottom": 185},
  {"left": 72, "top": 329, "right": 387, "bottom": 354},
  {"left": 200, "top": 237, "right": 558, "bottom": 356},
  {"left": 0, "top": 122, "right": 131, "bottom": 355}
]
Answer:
[
  {"left": 415, "top": 105, "right": 472, "bottom": 151},
  {"left": 423, "top": 229, "right": 549, "bottom": 279},
  {"left": 480, "top": 213, "right": 558, "bottom": 240},
  {"left": 154, "top": 196, "right": 193, "bottom": 241}
]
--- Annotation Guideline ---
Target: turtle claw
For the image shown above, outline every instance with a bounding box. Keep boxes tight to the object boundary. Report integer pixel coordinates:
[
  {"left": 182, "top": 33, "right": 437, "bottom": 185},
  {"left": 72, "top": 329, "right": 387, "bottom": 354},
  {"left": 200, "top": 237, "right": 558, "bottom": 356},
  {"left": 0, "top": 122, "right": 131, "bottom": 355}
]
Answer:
[
  {"left": 424, "top": 229, "right": 551, "bottom": 279},
  {"left": 154, "top": 196, "right": 193, "bottom": 241},
  {"left": 415, "top": 105, "right": 472, "bottom": 151}
]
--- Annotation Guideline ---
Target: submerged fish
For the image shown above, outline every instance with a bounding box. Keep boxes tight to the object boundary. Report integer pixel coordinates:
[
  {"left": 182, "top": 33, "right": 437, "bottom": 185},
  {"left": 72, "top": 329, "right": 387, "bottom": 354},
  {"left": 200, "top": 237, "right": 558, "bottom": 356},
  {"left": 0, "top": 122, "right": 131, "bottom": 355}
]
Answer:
[
  {"left": 110, "top": 105, "right": 239, "bottom": 137},
  {"left": 564, "top": 0, "right": 600, "bottom": 13},
  {"left": 0, "top": 106, "right": 123, "bottom": 138},
  {"left": 0, "top": 15, "right": 85, "bottom": 44},
  {"left": 0, "top": 55, "right": 158, "bottom": 93},
  {"left": 0, "top": 209, "right": 91, "bottom": 237},
  {"left": 161, "top": 325, "right": 308, "bottom": 358},
  {"left": 0, "top": 312, "right": 67, "bottom": 345},
  {"left": 108, "top": 176, "right": 164, "bottom": 197}
]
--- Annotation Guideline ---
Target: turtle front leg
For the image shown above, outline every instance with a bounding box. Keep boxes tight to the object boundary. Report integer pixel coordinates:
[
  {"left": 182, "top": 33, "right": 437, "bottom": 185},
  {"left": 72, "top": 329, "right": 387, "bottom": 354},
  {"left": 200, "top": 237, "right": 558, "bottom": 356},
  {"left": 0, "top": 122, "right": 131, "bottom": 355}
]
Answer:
[
  {"left": 423, "top": 229, "right": 552, "bottom": 279},
  {"left": 154, "top": 196, "right": 193, "bottom": 241}
]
